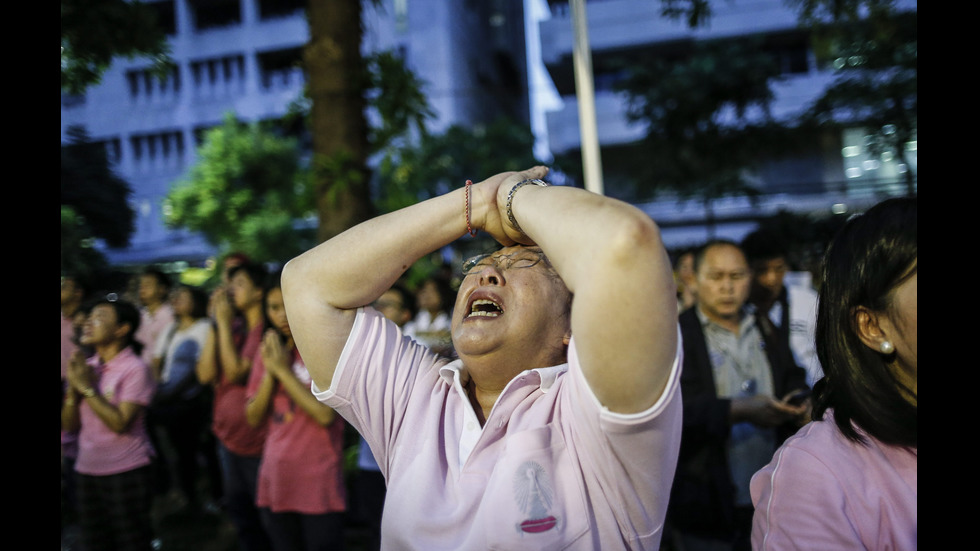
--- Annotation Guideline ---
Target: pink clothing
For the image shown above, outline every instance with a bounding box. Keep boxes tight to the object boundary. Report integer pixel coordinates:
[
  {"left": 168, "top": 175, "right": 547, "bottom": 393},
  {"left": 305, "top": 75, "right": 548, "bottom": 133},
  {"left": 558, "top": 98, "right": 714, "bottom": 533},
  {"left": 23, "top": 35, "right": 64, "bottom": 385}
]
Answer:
[
  {"left": 313, "top": 307, "right": 683, "bottom": 550},
  {"left": 212, "top": 323, "right": 267, "bottom": 456},
  {"left": 247, "top": 347, "right": 347, "bottom": 515},
  {"left": 750, "top": 413, "right": 917, "bottom": 550},
  {"left": 135, "top": 303, "right": 175, "bottom": 366},
  {"left": 75, "top": 347, "right": 157, "bottom": 476},
  {"left": 62, "top": 313, "right": 77, "bottom": 380},
  {"left": 62, "top": 313, "right": 79, "bottom": 458}
]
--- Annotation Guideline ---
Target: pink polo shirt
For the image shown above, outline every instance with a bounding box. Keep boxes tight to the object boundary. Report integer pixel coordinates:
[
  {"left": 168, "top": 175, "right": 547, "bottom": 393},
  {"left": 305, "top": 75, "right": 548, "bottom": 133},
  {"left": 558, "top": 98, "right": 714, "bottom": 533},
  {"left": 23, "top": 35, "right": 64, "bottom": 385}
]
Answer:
[
  {"left": 136, "top": 303, "right": 174, "bottom": 366},
  {"left": 212, "top": 323, "right": 268, "bottom": 456},
  {"left": 75, "top": 347, "right": 157, "bottom": 476},
  {"left": 750, "top": 412, "right": 917, "bottom": 550},
  {"left": 247, "top": 348, "right": 346, "bottom": 515},
  {"left": 313, "top": 307, "right": 683, "bottom": 550}
]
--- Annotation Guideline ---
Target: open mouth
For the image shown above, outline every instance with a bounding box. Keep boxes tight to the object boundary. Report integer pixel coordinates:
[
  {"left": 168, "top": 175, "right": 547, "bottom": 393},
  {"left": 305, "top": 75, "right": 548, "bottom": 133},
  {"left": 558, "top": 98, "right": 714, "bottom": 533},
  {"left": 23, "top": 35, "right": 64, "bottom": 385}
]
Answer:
[{"left": 467, "top": 299, "right": 503, "bottom": 318}]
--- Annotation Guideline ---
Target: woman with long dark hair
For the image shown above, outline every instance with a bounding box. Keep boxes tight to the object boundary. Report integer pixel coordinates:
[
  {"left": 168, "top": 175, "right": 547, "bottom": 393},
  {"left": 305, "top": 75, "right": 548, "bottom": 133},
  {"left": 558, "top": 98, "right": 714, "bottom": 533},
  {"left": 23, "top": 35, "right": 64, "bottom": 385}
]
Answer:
[{"left": 750, "top": 197, "right": 917, "bottom": 549}]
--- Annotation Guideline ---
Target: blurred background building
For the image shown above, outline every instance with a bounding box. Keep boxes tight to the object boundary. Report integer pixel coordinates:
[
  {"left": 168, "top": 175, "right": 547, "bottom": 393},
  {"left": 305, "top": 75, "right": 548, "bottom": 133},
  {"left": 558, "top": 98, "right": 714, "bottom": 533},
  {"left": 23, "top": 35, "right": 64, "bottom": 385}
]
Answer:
[
  {"left": 61, "top": 0, "right": 916, "bottom": 265},
  {"left": 536, "top": 0, "right": 916, "bottom": 247},
  {"left": 61, "top": 0, "right": 530, "bottom": 267}
]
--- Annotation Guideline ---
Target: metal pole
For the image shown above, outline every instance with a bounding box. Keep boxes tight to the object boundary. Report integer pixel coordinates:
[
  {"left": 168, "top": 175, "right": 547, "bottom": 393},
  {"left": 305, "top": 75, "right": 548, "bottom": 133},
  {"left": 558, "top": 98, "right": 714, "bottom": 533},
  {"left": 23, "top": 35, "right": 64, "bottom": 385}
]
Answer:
[{"left": 570, "top": 0, "right": 604, "bottom": 195}]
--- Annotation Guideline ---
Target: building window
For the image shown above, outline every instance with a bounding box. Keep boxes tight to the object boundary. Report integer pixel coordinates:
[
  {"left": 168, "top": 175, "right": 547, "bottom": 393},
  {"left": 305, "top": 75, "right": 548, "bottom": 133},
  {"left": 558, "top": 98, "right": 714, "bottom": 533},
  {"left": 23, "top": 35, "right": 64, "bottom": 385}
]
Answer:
[
  {"left": 126, "top": 66, "right": 181, "bottom": 102},
  {"left": 190, "top": 55, "right": 245, "bottom": 97},
  {"left": 129, "top": 130, "right": 185, "bottom": 171},
  {"left": 93, "top": 137, "right": 122, "bottom": 165},
  {"left": 191, "top": 0, "right": 241, "bottom": 31},
  {"left": 840, "top": 127, "right": 916, "bottom": 195},
  {"left": 147, "top": 0, "right": 177, "bottom": 35},
  {"left": 257, "top": 47, "right": 305, "bottom": 90},
  {"left": 258, "top": 0, "right": 304, "bottom": 20}
]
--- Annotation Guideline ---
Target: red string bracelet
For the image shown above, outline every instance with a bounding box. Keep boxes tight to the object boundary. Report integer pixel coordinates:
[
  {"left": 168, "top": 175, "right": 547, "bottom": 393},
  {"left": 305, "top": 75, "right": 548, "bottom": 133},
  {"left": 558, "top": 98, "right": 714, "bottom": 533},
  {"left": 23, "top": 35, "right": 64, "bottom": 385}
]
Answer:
[{"left": 464, "top": 179, "right": 477, "bottom": 237}]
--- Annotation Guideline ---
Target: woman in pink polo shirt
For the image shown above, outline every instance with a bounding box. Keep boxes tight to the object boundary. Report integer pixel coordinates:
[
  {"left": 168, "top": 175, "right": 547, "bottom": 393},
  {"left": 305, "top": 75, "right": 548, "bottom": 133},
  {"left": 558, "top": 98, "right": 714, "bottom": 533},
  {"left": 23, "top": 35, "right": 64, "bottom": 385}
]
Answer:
[
  {"left": 281, "top": 167, "right": 683, "bottom": 550},
  {"left": 246, "top": 271, "right": 347, "bottom": 551},
  {"left": 750, "top": 197, "right": 917, "bottom": 549},
  {"left": 62, "top": 297, "right": 158, "bottom": 551}
]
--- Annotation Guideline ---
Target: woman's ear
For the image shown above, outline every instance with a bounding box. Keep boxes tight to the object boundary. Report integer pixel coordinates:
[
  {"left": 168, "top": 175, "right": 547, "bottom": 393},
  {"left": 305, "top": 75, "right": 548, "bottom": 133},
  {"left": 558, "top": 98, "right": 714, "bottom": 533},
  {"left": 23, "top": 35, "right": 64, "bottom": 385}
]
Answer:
[
  {"left": 853, "top": 306, "right": 888, "bottom": 353},
  {"left": 563, "top": 331, "right": 571, "bottom": 347}
]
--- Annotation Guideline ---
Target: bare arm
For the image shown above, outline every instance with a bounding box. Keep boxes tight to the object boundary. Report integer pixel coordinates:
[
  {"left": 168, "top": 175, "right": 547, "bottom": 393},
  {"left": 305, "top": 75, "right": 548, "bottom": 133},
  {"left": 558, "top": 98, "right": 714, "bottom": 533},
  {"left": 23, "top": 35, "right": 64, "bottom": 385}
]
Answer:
[
  {"left": 280, "top": 169, "right": 507, "bottom": 392},
  {"left": 282, "top": 166, "right": 677, "bottom": 414},
  {"left": 196, "top": 324, "right": 218, "bottom": 385},
  {"left": 500, "top": 180, "right": 678, "bottom": 413}
]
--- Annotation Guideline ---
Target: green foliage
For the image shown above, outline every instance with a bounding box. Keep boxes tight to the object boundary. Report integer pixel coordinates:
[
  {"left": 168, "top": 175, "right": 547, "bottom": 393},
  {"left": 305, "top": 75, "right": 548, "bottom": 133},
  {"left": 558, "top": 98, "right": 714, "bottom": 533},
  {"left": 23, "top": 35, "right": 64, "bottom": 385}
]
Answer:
[
  {"left": 611, "top": 37, "right": 797, "bottom": 202},
  {"left": 61, "top": 125, "right": 136, "bottom": 258},
  {"left": 61, "top": 206, "right": 109, "bottom": 279},
  {"left": 365, "top": 51, "right": 436, "bottom": 154},
  {"left": 799, "top": 2, "right": 916, "bottom": 192},
  {"left": 61, "top": 0, "right": 171, "bottom": 94},
  {"left": 164, "top": 113, "right": 315, "bottom": 264},
  {"left": 375, "top": 117, "right": 541, "bottom": 214}
]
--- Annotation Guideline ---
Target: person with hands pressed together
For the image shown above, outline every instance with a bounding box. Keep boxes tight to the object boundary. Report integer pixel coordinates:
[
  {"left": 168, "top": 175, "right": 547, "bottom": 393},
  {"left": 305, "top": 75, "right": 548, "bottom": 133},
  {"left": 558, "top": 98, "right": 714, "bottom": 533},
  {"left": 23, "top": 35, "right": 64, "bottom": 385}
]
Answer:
[
  {"left": 61, "top": 297, "right": 158, "bottom": 551},
  {"left": 197, "top": 261, "right": 273, "bottom": 551},
  {"left": 281, "top": 166, "right": 683, "bottom": 550},
  {"left": 668, "top": 240, "right": 809, "bottom": 551},
  {"left": 245, "top": 272, "right": 347, "bottom": 551}
]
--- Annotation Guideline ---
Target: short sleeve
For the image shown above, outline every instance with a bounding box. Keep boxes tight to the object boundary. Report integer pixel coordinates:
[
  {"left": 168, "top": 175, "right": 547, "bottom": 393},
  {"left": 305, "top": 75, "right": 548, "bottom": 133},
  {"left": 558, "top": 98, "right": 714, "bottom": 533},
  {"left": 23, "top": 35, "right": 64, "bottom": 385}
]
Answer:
[{"left": 751, "top": 444, "right": 862, "bottom": 550}]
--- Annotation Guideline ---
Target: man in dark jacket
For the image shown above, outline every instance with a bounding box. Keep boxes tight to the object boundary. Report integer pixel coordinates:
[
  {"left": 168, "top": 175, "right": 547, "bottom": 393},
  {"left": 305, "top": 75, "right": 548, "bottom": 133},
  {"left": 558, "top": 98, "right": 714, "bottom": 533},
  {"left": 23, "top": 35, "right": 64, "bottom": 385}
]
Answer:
[{"left": 667, "top": 239, "right": 810, "bottom": 551}]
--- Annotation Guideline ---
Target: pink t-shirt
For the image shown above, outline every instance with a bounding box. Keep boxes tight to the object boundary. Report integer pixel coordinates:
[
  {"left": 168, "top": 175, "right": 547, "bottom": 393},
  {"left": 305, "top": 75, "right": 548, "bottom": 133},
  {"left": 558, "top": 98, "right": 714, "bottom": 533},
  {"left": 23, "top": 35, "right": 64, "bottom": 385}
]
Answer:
[
  {"left": 62, "top": 313, "right": 79, "bottom": 457},
  {"left": 247, "top": 347, "right": 346, "bottom": 515},
  {"left": 212, "top": 323, "right": 268, "bottom": 456},
  {"left": 75, "top": 347, "right": 157, "bottom": 476},
  {"left": 313, "top": 307, "right": 683, "bottom": 550},
  {"left": 750, "top": 412, "right": 917, "bottom": 550},
  {"left": 135, "top": 304, "right": 175, "bottom": 366}
]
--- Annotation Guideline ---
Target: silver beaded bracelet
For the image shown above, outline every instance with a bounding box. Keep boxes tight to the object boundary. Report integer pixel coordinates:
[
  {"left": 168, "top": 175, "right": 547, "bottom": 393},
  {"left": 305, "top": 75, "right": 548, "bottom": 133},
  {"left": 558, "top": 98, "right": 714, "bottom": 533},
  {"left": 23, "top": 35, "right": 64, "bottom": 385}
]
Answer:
[{"left": 505, "top": 178, "right": 549, "bottom": 235}]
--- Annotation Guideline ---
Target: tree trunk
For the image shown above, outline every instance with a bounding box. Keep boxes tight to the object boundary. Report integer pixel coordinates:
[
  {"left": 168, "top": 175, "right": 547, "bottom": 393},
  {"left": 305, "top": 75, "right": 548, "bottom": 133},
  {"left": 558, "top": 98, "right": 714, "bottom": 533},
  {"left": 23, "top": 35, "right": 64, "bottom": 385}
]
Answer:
[{"left": 305, "top": 0, "right": 374, "bottom": 243}]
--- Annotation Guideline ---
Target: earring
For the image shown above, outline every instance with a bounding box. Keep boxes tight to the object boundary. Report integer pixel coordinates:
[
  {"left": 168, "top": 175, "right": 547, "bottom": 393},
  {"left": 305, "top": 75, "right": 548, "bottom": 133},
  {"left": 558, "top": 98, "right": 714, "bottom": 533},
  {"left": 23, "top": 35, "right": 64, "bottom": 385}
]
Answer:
[{"left": 879, "top": 341, "right": 895, "bottom": 354}]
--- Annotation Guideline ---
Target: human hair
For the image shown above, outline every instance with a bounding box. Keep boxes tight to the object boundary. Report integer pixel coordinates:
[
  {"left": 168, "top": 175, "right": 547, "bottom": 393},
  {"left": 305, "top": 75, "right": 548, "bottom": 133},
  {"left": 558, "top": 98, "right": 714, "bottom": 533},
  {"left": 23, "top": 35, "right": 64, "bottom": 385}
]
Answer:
[
  {"left": 389, "top": 282, "right": 418, "bottom": 319},
  {"left": 418, "top": 274, "right": 455, "bottom": 312},
  {"left": 812, "top": 196, "right": 917, "bottom": 448},
  {"left": 262, "top": 269, "right": 283, "bottom": 341},
  {"left": 740, "top": 228, "right": 788, "bottom": 265},
  {"left": 692, "top": 238, "right": 743, "bottom": 274},
  {"left": 91, "top": 297, "right": 144, "bottom": 357},
  {"left": 142, "top": 267, "right": 172, "bottom": 291},
  {"left": 228, "top": 261, "right": 268, "bottom": 289},
  {"left": 177, "top": 284, "right": 209, "bottom": 319}
]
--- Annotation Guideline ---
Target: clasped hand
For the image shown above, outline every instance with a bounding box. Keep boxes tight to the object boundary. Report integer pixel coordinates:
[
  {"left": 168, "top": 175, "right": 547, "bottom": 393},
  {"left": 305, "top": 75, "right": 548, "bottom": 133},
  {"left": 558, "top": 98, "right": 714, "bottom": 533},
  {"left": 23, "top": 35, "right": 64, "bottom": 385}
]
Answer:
[
  {"left": 66, "top": 350, "right": 95, "bottom": 394},
  {"left": 469, "top": 166, "right": 550, "bottom": 246},
  {"left": 260, "top": 329, "right": 290, "bottom": 379}
]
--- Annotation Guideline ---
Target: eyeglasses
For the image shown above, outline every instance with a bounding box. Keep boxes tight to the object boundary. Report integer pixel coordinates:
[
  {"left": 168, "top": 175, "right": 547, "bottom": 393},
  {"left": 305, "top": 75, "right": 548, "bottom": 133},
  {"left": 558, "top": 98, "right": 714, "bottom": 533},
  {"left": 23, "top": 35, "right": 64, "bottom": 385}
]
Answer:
[{"left": 461, "top": 249, "right": 548, "bottom": 276}]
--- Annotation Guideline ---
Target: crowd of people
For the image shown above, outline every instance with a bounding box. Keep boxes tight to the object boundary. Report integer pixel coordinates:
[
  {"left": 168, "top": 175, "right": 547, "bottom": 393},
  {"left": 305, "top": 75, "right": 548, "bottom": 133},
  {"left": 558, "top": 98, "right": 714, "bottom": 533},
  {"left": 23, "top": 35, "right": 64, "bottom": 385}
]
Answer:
[{"left": 62, "top": 166, "right": 916, "bottom": 551}]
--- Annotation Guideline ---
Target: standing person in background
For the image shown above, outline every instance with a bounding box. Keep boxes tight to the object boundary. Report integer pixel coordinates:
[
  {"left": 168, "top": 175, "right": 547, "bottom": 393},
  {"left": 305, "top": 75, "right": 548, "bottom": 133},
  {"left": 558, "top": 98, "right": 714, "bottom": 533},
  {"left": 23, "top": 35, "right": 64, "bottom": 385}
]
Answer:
[
  {"left": 245, "top": 271, "right": 347, "bottom": 551},
  {"left": 147, "top": 284, "right": 216, "bottom": 513},
  {"left": 403, "top": 274, "right": 454, "bottom": 356},
  {"left": 280, "top": 166, "right": 683, "bottom": 549},
  {"left": 673, "top": 248, "right": 697, "bottom": 313},
  {"left": 62, "top": 297, "right": 158, "bottom": 551},
  {"left": 198, "top": 261, "right": 273, "bottom": 551},
  {"left": 751, "top": 197, "right": 916, "bottom": 549},
  {"left": 741, "top": 229, "right": 823, "bottom": 388},
  {"left": 62, "top": 273, "right": 90, "bottom": 531},
  {"left": 668, "top": 239, "right": 809, "bottom": 551},
  {"left": 135, "top": 268, "right": 175, "bottom": 370}
]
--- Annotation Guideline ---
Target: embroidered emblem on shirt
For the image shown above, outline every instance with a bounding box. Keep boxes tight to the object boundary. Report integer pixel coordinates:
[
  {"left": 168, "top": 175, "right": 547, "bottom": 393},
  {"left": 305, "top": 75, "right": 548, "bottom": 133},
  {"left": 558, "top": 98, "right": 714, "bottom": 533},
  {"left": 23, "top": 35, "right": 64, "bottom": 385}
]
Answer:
[{"left": 513, "top": 460, "right": 561, "bottom": 534}]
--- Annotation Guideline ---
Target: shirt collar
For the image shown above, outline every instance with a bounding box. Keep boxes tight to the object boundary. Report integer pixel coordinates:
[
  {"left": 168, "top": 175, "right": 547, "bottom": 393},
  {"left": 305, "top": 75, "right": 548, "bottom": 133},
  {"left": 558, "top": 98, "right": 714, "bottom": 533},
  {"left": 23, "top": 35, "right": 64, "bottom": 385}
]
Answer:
[
  {"left": 438, "top": 360, "right": 568, "bottom": 392},
  {"left": 695, "top": 305, "right": 753, "bottom": 334}
]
